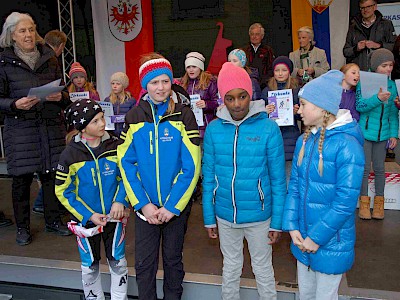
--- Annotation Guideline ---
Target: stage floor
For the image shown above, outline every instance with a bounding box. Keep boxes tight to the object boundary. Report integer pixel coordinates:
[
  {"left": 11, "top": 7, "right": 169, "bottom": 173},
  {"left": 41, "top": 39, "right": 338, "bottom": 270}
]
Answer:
[{"left": 0, "top": 177, "right": 399, "bottom": 298}]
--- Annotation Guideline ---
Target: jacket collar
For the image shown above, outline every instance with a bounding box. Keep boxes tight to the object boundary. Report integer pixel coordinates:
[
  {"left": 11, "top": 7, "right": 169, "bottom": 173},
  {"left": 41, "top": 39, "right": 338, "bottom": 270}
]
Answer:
[{"left": 217, "top": 100, "right": 266, "bottom": 125}]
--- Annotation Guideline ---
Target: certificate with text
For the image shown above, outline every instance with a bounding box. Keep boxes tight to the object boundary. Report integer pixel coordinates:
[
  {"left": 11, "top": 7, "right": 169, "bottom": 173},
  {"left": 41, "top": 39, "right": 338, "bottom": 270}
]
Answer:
[{"left": 267, "top": 89, "right": 294, "bottom": 126}]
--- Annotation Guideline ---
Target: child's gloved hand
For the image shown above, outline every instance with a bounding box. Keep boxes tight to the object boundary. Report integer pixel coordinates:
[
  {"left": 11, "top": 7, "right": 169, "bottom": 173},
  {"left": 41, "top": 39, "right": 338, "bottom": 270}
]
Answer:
[{"left": 110, "top": 202, "right": 125, "bottom": 220}]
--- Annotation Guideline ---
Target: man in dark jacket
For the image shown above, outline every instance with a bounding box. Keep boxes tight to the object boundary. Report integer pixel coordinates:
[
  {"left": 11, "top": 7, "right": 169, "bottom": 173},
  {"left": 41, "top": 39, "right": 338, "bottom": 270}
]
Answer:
[
  {"left": 343, "top": 0, "right": 397, "bottom": 71},
  {"left": 242, "top": 23, "right": 275, "bottom": 89}
]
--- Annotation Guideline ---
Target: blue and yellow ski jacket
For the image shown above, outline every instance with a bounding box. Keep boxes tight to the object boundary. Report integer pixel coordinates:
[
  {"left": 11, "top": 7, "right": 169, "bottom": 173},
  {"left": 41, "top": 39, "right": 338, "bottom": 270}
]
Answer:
[
  {"left": 55, "top": 133, "right": 128, "bottom": 225},
  {"left": 118, "top": 97, "right": 201, "bottom": 215}
]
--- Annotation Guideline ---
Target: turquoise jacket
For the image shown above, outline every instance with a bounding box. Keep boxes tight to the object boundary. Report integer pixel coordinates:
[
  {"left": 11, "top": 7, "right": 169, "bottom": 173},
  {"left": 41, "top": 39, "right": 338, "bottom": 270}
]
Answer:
[
  {"left": 356, "top": 78, "right": 399, "bottom": 142},
  {"left": 118, "top": 97, "right": 201, "bottom": 215},
  {"left": 202, "top": 100, "right": 286, "bottom": 230}
]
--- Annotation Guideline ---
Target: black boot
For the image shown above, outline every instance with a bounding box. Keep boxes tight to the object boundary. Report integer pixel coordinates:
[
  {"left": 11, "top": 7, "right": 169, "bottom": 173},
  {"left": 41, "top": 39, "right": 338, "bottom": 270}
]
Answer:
[
  {"left": 45, "top": 220, "right": 72, "bottom": 236},
  {"left": 0, "top": 211, "right": 12, "bottom": 228},
  {"left": 16, "top": 227, "right": 32, "bottom": 246}
]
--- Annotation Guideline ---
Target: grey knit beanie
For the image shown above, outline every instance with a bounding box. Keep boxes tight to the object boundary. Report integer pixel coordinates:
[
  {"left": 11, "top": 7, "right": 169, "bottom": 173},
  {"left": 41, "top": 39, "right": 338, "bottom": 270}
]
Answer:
[{"left": 370, "top": 48, "right": 394, "bottom": 72}]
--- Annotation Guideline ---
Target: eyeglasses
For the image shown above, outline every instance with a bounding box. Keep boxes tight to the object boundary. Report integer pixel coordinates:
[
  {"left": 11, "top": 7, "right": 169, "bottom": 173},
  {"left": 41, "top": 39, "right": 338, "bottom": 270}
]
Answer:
[{"left": 359, "top": 4, "right": 375, "bottom": 11}]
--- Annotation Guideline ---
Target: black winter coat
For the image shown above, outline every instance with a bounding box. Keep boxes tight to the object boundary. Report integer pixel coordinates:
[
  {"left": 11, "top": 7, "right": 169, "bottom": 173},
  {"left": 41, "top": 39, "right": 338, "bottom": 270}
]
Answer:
[
  {"left": 0, "top": 44, "right": 71, "bottom": 176},
  {"left": 343, "top": 11, "right": 397, "bottom": 71}
]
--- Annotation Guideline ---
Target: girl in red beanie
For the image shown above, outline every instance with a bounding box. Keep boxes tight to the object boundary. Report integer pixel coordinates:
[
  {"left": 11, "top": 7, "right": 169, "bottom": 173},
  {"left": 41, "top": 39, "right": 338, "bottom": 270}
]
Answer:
[{"left": 68, "top": 62, "right": 100, "bottom": 101}]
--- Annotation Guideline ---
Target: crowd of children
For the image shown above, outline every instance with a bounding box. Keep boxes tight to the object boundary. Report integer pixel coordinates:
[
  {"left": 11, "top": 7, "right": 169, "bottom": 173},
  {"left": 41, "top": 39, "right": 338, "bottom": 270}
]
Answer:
[{"left": 1, "top": 20, "right": 399, "bottom": 300}]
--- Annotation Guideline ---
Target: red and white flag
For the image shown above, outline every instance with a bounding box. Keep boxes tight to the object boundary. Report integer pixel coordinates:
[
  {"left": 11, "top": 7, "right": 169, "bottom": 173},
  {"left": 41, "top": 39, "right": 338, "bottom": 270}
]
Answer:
[{"left": 91, "top": 0, "right": 154, "bottom": 100}]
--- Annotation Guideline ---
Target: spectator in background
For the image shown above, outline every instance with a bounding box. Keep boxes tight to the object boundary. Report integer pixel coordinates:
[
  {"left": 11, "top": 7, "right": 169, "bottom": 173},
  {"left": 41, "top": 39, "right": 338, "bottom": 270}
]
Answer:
[
  {"left": 104, "top": 72, "right": 136, "bottom": 137},
  {"left": 242, "top": 23, "right": 275, "bottom": 89},
  {"left": 343, "top": 0, "right": 396, "bottom": 71},
  {"left": 32, "top": 30, "right": 67, "bottom": 216},
  {"left": 180, "top": 51, "right": 219, "bottom": 138},
  {"left": 68, "top": 62, "right": 100, "bottom": 101},
  {"left": 44, "top": 29, "right": 66, "bottom": 58},
  {"left": 228, "top": 48, "right": 261, "bottom": 100},
  {"left": 289, "top": 26, "right": 330, "bottom": 86},
  {"left": 0, "top": 12, "right": 72, "bottom": 245}
]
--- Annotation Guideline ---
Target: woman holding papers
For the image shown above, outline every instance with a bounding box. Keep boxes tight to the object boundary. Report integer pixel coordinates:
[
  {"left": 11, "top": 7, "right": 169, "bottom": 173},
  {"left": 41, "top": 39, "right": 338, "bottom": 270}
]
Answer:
[
  {"left": 356, "top": 48, "right": 399, "bottom": 220},
  {"left": 261, "top": 56, "right": 301, "bottom": 180},
  {"left": 0, "top": 12, "right": 72, "bottom": 245}
]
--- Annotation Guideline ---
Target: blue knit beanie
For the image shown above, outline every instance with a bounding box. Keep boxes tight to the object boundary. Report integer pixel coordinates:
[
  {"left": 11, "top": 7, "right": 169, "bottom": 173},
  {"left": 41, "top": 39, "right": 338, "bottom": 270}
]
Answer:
[
  {"left": 298, "top": 70, "right": 343, "bottom": 115},
  {"left": 228, "top": 49, "right": 247, "bottom": 68}
]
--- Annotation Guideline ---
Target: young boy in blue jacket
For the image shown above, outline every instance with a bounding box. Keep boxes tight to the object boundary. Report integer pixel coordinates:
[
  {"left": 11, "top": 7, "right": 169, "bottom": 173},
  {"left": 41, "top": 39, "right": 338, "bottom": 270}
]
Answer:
[
  {"left": 202, "top": 62, "right": 286, "bottom": 300},
  {"left": 55, "top": 99, "right": 130, "bottom": 300}
]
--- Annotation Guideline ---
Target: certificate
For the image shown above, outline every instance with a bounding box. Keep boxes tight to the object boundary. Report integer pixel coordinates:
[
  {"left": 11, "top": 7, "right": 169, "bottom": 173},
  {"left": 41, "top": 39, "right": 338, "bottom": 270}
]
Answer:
[
  {"left": 189, "top": 94, "right": 204, "bottom": 127},
  {"left": 28, "top": 79, "right": 65, "bottom": 101},
  {"left": 98, "top": 101, "right": 115, "bottom": 130},
  {"left": 267, "top": 89, "right": 294, "bottom": 126},
  {"left": 69, "top": 91, "right": 89, "bottom": 102},
  {"left": 359, "top": 71, "right": 388, "bottom": 99}
]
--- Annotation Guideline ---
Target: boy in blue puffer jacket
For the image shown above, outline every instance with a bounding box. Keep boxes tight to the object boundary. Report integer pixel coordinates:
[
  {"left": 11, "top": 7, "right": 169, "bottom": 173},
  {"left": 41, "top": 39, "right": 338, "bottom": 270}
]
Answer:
[
  {"left": 283, "top": 70, "right": 365, "bottom": 300},
  {"left": 202, "top": 62, "right": 286, "bottom": 300}
]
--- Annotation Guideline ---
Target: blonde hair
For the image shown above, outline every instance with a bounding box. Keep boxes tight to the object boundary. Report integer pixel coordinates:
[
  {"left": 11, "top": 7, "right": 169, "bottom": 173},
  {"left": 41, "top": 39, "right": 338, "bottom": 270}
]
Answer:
[
  {"left": 298, "top": 26, "right": 315, "bottom": 46},
  {"left": 297, "top": 111, "right": 332, "bottom": 176},
  {"left": 66, "top": 129, "right": 79, "bottom": 144},
  {"left": 181, "top": 70, "right": 213, "bottom": 91},
  {"left": 140, "top": 52, "right": 175, "bottom": 114},
  {"left": 109, "top": 91, "right": 132, "bottom": 105},
  {"left": 68, "top": 81, "right": 97, "bottom": 94},
  {"left": 267, "top": 76, "right": 298, "bottom": 91}
]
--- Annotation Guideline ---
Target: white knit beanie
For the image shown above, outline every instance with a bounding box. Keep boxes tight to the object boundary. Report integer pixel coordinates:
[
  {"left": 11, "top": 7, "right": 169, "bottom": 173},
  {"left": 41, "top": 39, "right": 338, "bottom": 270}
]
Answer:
[{"left": 185, "top": 52, "right": 205, "bottom": 71}]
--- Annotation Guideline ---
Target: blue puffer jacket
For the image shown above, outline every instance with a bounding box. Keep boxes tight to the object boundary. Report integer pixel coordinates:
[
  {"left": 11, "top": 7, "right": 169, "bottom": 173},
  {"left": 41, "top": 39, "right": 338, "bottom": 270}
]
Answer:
[
  {"left": 282, "top": 110, "right": 365, "bottom": 274},
  {"left": 356, "top": 78, "right": 399, "bottom": 142},
  {"left": 202, "top": 100, "right": 286, "bottom": 230}
]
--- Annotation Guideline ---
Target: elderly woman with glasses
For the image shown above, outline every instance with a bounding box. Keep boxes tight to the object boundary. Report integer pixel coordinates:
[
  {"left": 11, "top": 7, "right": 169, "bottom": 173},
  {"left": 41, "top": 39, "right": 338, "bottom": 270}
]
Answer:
[{"left": 343, "top": 0, "right": 396, "bottom": 71}]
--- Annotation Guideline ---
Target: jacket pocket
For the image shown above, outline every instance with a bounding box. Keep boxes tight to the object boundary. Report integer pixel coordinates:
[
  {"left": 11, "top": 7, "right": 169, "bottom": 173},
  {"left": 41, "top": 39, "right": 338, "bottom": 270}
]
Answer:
[
  {"left": 91, "top": 168, "right": 97, "bottom": 186},
  {"left": 258, "top": 179, "right": 265, "bottom": 210},
  {"left": 212, "top": 175, "right": 219, "bottom": 204},
  {"left": 149, "top": 131, "right": 153, "bottom": 154}
]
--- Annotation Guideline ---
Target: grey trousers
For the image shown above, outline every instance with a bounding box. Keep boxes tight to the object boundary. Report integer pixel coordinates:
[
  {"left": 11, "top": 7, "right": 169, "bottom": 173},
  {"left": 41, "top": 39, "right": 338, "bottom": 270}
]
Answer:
[
  {"left": 218, "top": 219, "right": 277, "bottom": 300},
  {"left": 297, "top": 261, "right": 342, "bottom": 300},
  {"left": 360, "top": 140, "right": 387, "bottom": 196}
]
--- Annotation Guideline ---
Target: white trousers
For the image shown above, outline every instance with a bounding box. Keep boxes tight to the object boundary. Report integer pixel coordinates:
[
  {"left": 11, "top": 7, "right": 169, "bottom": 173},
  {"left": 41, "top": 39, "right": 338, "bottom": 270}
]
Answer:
[
  {"left": 297, "top": 261, "right": 342, "bottom": 300},
  {"left": 218, "top": 219, "right": 277, "bottom": 300}
]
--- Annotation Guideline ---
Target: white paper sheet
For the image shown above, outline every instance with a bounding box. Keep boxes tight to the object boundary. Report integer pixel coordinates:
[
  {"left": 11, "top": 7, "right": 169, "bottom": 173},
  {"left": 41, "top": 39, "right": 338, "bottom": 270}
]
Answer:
[
  {"left": 189, "top": 94, "right": 204, "bottom": 127},
  {"left": 98, "top": 101, "right": 115, "bottom": 130},
  {"left": 27, "top": 79, "right": 65, "bottom": 101},
  {"left": 267, "top": 89, "right": 294, "bottom": 126},
  {"left": 359, "top": 71, "right": 388, "bottom": 99}
]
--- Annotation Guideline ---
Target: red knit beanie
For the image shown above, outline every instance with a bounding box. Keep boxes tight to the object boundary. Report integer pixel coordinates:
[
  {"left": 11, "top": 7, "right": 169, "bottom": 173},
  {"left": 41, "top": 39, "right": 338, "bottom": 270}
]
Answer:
[
  {"left": 69, "top": 62, "right": 87, "bottom": 80},
  {"left": 217, "top": 62, "right": 252, "bottom": 100}
]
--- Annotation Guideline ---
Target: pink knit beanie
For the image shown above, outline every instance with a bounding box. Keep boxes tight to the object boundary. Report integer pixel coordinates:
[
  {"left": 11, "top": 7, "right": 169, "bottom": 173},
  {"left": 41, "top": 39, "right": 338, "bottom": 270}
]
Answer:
[{"left": 217, "top": 62, "right": 252, "bottom": 100}]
